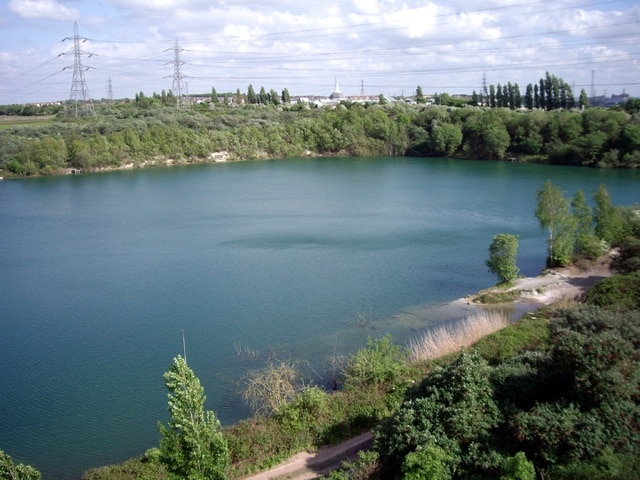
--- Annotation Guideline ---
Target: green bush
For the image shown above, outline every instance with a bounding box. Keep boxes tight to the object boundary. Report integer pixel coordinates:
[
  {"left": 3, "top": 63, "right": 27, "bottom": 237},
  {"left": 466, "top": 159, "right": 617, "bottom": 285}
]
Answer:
[
  {"left": 343, "top": 335, "right": 407, "bottom": 390},
  {"left": 82, "top": 456, "right": 167, "bottom": 480},
  {"left": 0, "top": 450, "right": 41, "bottom": 480},
  {"left": 584, "top": 272, "right": 640, "bottom": 311}
]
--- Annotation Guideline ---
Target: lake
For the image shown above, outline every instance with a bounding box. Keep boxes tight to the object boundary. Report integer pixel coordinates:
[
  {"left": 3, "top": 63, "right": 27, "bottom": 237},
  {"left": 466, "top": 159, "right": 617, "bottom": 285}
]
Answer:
[{"left": 0, "top": 157, "right": 638, "bottom": 478}]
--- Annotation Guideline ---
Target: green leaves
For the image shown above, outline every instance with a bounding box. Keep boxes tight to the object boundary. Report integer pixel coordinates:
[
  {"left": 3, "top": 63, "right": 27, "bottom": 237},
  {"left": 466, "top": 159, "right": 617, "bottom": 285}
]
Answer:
[
  {"left": 486, "top": 233, "right": 520, "bottom": 285},
  {"left": 0, "top": 450, "right": 41, "bottom": 480},
  {"left": 158, "top": 355, "right": 229, "bottom": 480}
]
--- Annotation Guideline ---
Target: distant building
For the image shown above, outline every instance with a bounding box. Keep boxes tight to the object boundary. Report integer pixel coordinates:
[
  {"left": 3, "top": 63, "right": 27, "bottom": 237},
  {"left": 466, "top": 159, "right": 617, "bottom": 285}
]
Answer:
[
  {"left": 590, "top": 91, "right": 630, "bottom": 107},
  {"left": 329, "top": 78, "right": 343, "bottom": 100}
]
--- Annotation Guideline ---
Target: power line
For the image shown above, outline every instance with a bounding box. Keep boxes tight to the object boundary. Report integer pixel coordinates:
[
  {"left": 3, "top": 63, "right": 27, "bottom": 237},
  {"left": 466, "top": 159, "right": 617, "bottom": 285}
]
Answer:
[{"left": 63, "top": 22, "right": 95, "bottom": 117}]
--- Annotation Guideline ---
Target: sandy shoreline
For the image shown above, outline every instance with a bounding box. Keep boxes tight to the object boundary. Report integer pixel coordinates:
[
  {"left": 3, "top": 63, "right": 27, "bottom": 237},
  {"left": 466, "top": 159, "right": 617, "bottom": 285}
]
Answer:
[{"left": 482, "top": 254, "right": 613, "bottom": 307}]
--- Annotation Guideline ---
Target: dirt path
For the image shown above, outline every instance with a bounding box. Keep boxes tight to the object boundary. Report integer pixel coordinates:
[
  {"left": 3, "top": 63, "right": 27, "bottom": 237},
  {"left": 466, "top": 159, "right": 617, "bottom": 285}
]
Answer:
[{"left": 241, "top": 431, "right": 373, "bottom": 480}]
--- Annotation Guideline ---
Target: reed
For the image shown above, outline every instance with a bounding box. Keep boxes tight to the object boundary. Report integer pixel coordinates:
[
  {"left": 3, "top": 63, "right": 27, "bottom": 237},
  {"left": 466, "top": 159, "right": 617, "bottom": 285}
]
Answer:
[{"left": 408, "top": 310, "right": 511, "bottom": 362}]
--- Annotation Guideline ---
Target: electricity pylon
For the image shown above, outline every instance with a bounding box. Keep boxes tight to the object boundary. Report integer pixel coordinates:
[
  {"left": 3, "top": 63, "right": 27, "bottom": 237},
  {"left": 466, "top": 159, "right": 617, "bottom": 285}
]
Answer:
[
  {"left": 64, "top": 22, "right": 95, "bottom": 117},
  {"left": 171, "top": 39, "right": 188, "bottom": 108}
]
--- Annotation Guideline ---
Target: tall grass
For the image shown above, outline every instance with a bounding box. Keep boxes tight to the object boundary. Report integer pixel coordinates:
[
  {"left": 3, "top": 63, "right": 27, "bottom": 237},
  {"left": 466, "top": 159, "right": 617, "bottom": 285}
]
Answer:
[{"left": 408, "top": 310, "right": 511, "bottom": 362}]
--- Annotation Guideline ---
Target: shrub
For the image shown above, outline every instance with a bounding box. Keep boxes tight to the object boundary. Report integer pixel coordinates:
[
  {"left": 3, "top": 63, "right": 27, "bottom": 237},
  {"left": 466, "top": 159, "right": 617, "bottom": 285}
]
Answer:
[
  {"left": 583, "top": 272, "right": 640, "bottom": 311},
  {"left": 375, "top": 351, "right": 499, "bottom": 477},
  {"left": 81, "top": 456, "right": 167, "bottom": 480},
  {"left": 241, "top": 359, "right": 300, "bottom": 415},
  {"left": 343, "top": 335, "right": 407, "bottom": 390}
]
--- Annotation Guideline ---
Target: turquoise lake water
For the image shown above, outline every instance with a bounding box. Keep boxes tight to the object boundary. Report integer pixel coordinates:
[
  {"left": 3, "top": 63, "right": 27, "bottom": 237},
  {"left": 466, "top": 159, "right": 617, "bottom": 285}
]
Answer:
[{"left": 0, "top": 157, "right": 638, "bottom": 478}]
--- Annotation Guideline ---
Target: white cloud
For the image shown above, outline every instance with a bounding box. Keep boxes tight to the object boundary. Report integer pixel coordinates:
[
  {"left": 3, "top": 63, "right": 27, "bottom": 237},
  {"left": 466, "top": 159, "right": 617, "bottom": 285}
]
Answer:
[
  {"left": 0, "top": 0, "right": 638, "bottom": 103},
  {"left": 8, "top": 0, "right": 79, "bottom": 20}
]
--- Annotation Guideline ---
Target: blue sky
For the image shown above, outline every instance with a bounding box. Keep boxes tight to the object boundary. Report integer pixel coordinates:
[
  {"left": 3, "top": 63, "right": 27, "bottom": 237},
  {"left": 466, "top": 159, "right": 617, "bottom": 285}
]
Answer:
[{"left": 0, "top": 0, "right": 638, "bottom": 104}]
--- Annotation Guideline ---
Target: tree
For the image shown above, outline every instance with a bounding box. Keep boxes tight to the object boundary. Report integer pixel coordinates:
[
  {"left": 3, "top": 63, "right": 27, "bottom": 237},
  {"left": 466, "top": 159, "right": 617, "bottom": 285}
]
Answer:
[
  {"left": 571, "top": 189, "right": 601, "bottom": 258},
  {"left": 281, "top": 88, "right": 291, "bottom": 104},
  {"left": 594, "top": 184, "right": 625, "bottom": 245},
  {"left": 486, "top": 233, "right": 520, "bottom": 285},
  {"left": 535, "top": 180, "right": 575, "bottom": 267},
  {"left": 269, "top": 89, "right": 280, "bottom": 105},
  {"left": 158, "top": 355, "right": 229, "bottom": 480},
  {"left": 210, "top": 87, "right": 219, "bottom": 103},
  {"left": 579, "top": 89, "right": 589, "bottom": 109},
  {"left": 416, "top": 85, "right": 426, "bottom": 104},
  {"left": 0, "top": 451, "right": 40, "bottom": 480},
  {"left": 428, "top": 122, "right": 463, "bottom": 157},
  {"left": 524, "top": 84, "right": 533, "bottom": 110},
  {"left": 401, "top": 446, "right": 453, "bottom": 480},
  {"left": 259, "top": 86, "right": 269, "bottom": 105},
  {"left": 246, "top": 84, "right": 257, "bottom": 104}
]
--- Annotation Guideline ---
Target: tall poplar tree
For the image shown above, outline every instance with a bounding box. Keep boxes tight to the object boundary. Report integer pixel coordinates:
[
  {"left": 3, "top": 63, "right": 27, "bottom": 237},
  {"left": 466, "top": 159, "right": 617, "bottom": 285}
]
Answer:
[
  {"left": 525, "top": 83, "right": 534, "bottom": 110},
  {"left": 247, "top": 84, "right": 257, "bottom": 104},
  {"left": 159, "top": 355, "right": 229, "bottom": 480}
]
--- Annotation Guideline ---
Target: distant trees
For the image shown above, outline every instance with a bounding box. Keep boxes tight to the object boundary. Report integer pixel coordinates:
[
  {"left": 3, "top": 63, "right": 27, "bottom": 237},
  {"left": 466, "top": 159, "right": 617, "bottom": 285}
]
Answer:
[
  {"left": 2, "top": 87, "right": 640, "bottom": 177},
  {"left": 484, "top": 72, "right": 573, "bottom": 111}
]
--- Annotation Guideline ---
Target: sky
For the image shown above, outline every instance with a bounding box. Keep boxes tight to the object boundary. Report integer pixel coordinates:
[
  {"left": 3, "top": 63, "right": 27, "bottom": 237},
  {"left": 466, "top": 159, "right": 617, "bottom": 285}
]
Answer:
[{"left": 0, "top": 0, "right": 638, "bottom": 104}]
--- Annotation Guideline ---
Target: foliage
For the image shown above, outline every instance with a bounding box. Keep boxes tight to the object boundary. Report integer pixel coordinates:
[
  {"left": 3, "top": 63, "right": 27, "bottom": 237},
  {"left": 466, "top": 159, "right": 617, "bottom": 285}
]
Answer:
[
  {"left": 241, "top": 359, "right": 300, "bottom": 415},
  {"left": 158, "top": 355, "right": 229, "bottom": 480},
  {"left": 0, "top": 450, "right": 40, "bottom": 480},
  {"left": 497, "top": 305, "right": 640, "bottom": 472},
  {"left": 584, "top": 271, "right": 640, "bottom": 311},
  {"left": 486, "top": 233, "right": 520, "bottom": 285},
  {"left": 2, "top": 90, "right": 640, "bottom": 178},
  {"left": 343, "top": 335, "right": 407, "bottom": 390},
  {"left": 376, "top": 300, "right": 640, "bottom": 479},
  {"left": 594, "top": 184, "right": 626, "bottom": 245},
  {"left": 324, "top": 450, "right": 380, "bottom": 480},
  {"left": 82, "top": 455, "right": 167, "bottom": 480},
  {"left": 473, "top": 315, "right": 551, "bottom": 365},
  {"left": 612, "top": 220, "right": 640, "bottom": 274},
  {"left": 535, "top": 180, "right": 575, "bottom": 266},
  {"left": 401, "top": 445, "right": 454, "bottom": 480},
  {"left": 375, "top": 351, "right": 499, "bottom": 478}
]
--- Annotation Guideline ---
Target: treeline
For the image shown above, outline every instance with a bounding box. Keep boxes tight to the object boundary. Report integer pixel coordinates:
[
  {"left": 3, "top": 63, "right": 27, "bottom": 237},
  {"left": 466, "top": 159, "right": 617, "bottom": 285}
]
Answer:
[
  {"left": 1, "top": 96, "right": 639, "bottom": 177},
  {"left": 468, "top": 72, "right": 582, "bottom": 110}
]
